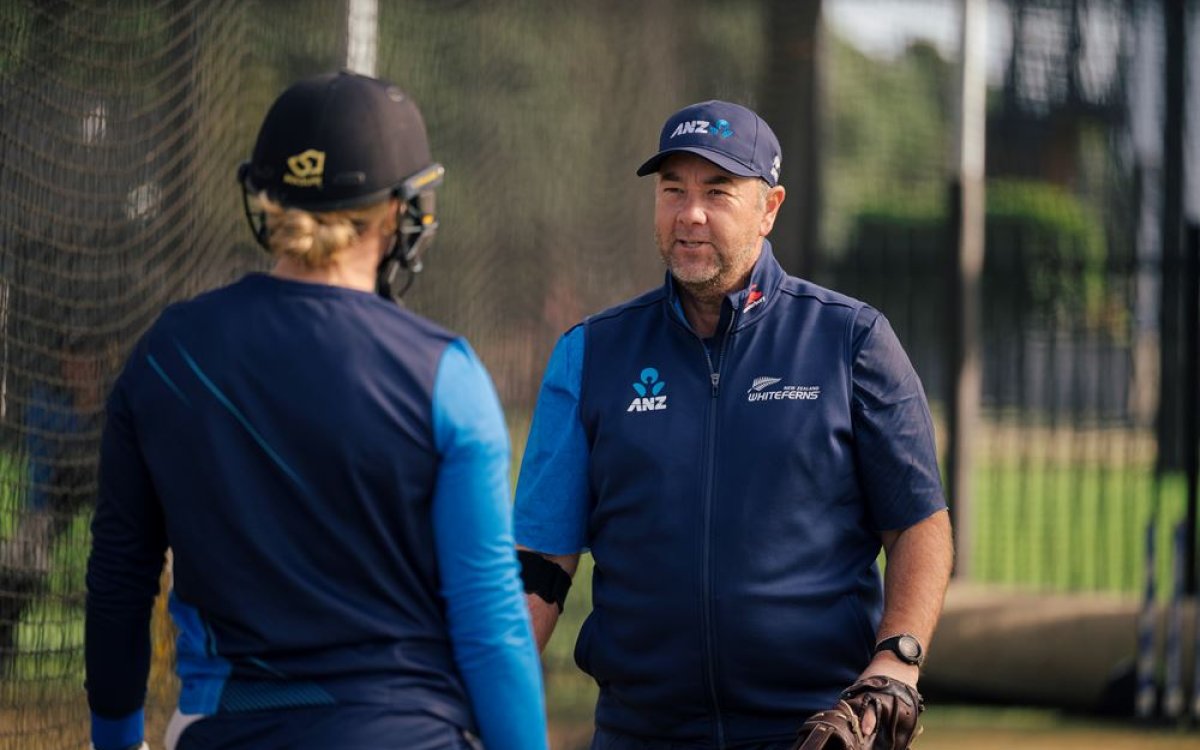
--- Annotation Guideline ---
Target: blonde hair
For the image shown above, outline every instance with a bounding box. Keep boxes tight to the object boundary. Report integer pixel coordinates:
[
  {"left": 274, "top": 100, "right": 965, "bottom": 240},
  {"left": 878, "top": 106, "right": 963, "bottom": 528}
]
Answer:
[{"left": 256, "top": 194, "right": 397, "bottom": 269}]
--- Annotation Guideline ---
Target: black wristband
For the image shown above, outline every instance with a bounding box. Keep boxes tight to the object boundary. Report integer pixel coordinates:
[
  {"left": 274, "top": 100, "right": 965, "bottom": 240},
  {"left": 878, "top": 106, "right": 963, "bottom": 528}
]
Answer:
[{"left": 517, "top": 550, "right": 572, "bottom": 613}]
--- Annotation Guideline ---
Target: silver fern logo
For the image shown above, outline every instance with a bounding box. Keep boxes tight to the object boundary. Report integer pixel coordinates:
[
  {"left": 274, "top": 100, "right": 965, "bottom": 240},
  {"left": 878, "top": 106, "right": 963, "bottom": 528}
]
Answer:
[{"left": 748, "top": 376, "right": 782, "bottom": 393}]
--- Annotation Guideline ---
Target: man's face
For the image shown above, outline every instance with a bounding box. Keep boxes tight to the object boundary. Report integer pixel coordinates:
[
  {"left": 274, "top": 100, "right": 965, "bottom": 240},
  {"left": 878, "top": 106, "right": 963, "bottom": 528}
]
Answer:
[{"left": 653, "top": 153, "right": 783, "bottom": 296}]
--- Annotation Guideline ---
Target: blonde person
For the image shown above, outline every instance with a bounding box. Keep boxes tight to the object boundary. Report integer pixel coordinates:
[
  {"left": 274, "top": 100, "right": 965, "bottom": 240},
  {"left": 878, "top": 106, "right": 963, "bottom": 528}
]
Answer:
[{"left": 85, "top": 72, "right": 547, "bottom": 750}]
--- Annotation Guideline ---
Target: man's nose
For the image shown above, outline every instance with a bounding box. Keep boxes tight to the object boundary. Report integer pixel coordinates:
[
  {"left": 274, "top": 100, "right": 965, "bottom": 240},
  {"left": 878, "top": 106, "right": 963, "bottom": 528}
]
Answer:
[{"left": 676, "top": 195, "right": 707, "bottom": 225}]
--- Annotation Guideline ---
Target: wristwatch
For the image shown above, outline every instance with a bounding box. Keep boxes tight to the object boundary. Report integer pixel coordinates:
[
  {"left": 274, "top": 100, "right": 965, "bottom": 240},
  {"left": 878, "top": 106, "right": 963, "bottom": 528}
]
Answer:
[{"left": 874, "top": 633, "right": 925, "bottom": 667}]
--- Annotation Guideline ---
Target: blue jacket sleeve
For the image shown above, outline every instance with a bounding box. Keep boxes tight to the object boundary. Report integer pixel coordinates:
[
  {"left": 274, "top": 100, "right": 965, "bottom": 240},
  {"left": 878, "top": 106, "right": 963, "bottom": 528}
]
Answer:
[
  {"left": 431, "top": 339, "right": 548, "bottom": 750},
  {"left": 512, "top": 326, "right": 590, "bottom": 554},
  {"left": 85, "top": 366, "right": 168, "bottom": 750},
  {"left": 850, "top": 310, "right": 947, "bottom": 531}
]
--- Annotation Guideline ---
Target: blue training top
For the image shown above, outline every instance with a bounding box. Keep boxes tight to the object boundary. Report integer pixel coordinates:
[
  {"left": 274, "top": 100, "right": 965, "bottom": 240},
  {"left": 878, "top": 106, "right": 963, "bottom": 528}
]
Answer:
[{"left": 86, "top": 273, "right": 547, "bottom": 750}]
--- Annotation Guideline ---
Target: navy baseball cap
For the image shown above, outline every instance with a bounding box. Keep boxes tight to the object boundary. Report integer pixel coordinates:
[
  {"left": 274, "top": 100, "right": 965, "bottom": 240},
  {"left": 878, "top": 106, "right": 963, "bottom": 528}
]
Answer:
[
  {"left": 244, "top": 71, "right": 440, "bottom": 212},
  {"left": 636, "top": 100, "right": 782, "bottom": 187}
]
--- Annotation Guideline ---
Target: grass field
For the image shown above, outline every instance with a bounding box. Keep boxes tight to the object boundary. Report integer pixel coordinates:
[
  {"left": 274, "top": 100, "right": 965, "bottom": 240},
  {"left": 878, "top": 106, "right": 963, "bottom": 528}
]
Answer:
[
  {"left": 913, "top": 706, "right": 1200, "bottom": 750},
  {"left": 545, "top": 706, "right": 1200, "bottom": 750},
  {"left": 6, "top": 701, "right": 1200, "bottom": 749},
  {"left": 972, "top": 462, "right": 1188, "bottom": 597}
]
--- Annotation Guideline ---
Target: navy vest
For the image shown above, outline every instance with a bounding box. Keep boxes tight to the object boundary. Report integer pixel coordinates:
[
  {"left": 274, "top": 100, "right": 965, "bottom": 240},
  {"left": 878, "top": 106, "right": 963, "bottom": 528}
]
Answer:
[{"left": 575, "top": 247, "right": 885, "bottom": 746}]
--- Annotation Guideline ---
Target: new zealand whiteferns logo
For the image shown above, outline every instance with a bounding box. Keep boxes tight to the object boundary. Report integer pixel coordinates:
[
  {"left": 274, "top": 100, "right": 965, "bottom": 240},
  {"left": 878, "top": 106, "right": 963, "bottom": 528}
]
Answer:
[
  {"left": 627, "top": 367, "right": 667, "bottom": 412},
  {"left": 747, "top": 375, "right": 820, "bottom": 403},
  {"left": 283, "top": 148, "right": 325, "bottom": 187}
]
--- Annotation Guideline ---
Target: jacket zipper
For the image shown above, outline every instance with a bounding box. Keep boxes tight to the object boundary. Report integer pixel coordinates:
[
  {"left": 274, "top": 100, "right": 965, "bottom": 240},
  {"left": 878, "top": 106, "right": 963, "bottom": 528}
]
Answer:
[{"left": 699, "top": 307, "right": 737, "bottom": 749}]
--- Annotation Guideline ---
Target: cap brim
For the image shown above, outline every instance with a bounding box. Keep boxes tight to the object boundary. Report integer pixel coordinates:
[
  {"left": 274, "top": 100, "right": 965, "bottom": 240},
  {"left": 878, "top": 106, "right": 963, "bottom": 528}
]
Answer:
[{"left": 635, "top": 147, "right": 761, "bottom": 180}]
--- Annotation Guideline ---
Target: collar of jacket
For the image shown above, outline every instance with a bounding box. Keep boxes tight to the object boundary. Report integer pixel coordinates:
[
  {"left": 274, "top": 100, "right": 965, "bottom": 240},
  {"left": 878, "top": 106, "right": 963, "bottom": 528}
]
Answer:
[{"left": 663, "top": 239, "right": 786, "bottom": 334}]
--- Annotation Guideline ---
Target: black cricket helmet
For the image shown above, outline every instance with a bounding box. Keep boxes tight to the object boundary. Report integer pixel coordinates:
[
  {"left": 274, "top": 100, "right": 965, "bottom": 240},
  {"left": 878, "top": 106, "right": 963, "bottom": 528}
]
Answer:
[{"left": 238, "top": 70, "right": 444, "bottom": 301}]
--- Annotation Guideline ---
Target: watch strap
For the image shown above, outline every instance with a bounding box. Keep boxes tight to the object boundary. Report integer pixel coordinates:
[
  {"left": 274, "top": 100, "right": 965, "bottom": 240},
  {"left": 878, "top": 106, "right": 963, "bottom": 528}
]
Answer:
[{"left": 874, "top": 633, "right": 925, "bottom": 666}]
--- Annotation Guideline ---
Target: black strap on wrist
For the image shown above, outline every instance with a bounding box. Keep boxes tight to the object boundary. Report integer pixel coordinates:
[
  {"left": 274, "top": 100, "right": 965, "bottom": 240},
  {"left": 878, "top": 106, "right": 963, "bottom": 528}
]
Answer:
[{"left": 517, "top": 550, "right": 572, "bottom": 613}]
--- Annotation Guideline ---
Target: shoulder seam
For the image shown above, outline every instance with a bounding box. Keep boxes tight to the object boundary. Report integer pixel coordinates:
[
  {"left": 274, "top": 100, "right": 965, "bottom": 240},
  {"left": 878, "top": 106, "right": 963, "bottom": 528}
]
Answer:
[
  {"left": 776, "top": 285, "right": 862, "bottom": 310},
  {"left": 587, "top": 289, "right": 666, "bottom": 325}
]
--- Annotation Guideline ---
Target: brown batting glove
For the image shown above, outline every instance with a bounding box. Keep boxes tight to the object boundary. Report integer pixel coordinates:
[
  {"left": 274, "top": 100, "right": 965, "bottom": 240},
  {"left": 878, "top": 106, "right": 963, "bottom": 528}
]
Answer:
[{"left": 792, "top": 676, "right": 924, "bottom": 750}]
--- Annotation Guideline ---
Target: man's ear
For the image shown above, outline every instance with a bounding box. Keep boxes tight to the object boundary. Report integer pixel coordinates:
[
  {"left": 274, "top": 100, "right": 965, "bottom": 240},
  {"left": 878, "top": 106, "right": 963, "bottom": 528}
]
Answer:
[{"left": 760, "top": 185, "right": 786, "bottom": 237}]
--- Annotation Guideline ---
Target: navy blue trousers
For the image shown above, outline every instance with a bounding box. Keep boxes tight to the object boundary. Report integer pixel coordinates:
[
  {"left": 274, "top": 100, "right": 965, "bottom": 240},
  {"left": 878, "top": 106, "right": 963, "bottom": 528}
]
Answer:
[
  {"left": 176, "top": 706, "right": 480, "bottom": 750},
  {"left": 590, "top": 727, "right": 796, "bottom": 750}
]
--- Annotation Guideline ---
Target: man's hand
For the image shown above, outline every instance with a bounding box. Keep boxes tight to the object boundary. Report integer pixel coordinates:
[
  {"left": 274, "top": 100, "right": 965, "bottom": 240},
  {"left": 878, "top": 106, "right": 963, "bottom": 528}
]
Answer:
[
  {"left": 792, "top": 676, "right": 923, "bottom": 750},
  {"left": 855, "top": 649, "right": 920, "bottom": 734}
]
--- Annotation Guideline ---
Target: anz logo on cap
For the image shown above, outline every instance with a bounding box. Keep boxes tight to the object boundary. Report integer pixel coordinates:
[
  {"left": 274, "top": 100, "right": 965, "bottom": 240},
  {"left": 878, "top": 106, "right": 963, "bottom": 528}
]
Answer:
[
  {"left": 670, "top": 118, "right": 734, "bottom": 140},
  {"left": 283, "top": 148, "right": 325, "bottom": 187}
]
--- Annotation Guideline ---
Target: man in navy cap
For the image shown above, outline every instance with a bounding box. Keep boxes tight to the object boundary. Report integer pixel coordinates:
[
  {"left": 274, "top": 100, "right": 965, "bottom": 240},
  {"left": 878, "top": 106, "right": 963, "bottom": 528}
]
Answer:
[{"left": 513, "top": 100, "right": 954, "bottom": 749}]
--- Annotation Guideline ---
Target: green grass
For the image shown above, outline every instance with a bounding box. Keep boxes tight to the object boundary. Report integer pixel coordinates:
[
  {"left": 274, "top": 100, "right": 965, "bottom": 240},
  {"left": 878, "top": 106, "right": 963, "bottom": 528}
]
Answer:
[
  {"left": 971, "top": 462, "right": 1188, "bottom": 598},
  {"left": 0, "top": 452, "right": 26, "bottom": 538},
  {"left": 0, "top": 452, "right": 91, "bottom": 683},
  {"left": 913, "top": 704, "right": 1200, "bottom": 750},
  {"left": 8, "top": 601, "right": 85, "bottom": 681}
]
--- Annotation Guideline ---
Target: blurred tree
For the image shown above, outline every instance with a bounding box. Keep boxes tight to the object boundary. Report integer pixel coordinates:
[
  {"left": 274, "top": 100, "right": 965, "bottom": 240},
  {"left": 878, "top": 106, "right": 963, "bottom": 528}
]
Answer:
[{"left": 819, "top": 35, "right": 953, "bottom": 258}]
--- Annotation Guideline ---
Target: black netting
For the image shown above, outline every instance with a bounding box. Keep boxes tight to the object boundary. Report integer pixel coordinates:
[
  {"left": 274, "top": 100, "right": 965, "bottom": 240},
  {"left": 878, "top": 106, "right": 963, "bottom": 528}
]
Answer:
[{"left": 0, "top": 0, "right": 1189, "bottom": 746}]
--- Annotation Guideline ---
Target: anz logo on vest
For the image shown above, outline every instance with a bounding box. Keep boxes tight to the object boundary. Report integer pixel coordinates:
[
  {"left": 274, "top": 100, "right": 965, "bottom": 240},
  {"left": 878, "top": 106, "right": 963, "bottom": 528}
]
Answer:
[{"left": 627, "top": 367, "right": 668, "bottom": 412}]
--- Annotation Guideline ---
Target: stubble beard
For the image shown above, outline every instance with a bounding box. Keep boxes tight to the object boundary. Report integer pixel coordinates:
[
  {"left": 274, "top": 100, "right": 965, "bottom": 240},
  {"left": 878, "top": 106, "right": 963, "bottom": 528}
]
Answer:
[{"left": 655, "top": 228, "right": 760, "bottom": 301}]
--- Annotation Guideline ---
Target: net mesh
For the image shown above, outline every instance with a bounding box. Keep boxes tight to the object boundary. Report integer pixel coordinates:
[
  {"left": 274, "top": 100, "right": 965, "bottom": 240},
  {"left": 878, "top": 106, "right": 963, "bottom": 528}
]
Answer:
[{"left": 0, "top": 0, "right": 1185, "bottom": 746}]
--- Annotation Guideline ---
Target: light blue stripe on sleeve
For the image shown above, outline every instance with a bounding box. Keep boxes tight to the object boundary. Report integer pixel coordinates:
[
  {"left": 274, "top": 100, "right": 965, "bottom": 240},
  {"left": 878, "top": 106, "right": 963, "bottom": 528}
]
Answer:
[
  {"left": 431, "top": 339, "right": 547, "bottom": 750},
  {"left": 513, "top": 326, "right": 590, "bottom": 555},
  {"left": 147, "top": 353, "right": 190, "bottom": 406}
]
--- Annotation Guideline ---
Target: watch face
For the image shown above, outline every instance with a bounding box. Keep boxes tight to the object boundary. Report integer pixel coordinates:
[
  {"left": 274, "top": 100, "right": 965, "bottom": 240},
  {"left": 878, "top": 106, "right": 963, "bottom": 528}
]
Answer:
[{"left": 898, "top": 635, "right": 922, "bottom": 661}]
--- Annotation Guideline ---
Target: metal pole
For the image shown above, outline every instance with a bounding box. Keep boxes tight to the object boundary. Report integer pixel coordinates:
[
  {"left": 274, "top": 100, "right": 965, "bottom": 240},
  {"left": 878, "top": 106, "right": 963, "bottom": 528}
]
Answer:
[
  {"left": 946, "top": 0, "right": 988, "bottom": 579},
  {"left": 345, "top": 0, "right": 378, "bottom": 77},
  {"left": 761, "top": 0, "right": 823, "bottom": 280},
  {"left": 1158, "top": 0, "right": 1185, "bottom": 476},
  {"left": 1185, "top": 223, "right": 1198, "bottom": 595}
]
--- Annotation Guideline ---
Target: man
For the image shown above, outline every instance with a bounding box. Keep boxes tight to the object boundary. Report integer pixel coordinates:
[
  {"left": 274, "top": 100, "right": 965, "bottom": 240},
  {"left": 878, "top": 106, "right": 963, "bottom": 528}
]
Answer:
[
  {"left": 514, "top": 100, "right": 953, "bottom": 749},
  {"left": 85, "top": 72, "right": 546, "bottom": 750}
]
